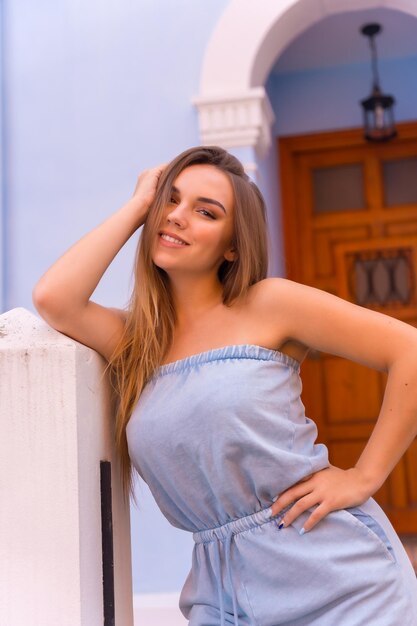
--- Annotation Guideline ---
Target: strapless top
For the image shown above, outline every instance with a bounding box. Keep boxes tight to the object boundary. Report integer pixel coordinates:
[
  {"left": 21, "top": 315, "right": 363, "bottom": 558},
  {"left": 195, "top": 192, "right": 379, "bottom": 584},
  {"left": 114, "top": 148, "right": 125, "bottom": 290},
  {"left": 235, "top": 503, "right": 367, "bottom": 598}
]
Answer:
[{"left": 126, "top": 344, "right": 329, "bottom": 532}]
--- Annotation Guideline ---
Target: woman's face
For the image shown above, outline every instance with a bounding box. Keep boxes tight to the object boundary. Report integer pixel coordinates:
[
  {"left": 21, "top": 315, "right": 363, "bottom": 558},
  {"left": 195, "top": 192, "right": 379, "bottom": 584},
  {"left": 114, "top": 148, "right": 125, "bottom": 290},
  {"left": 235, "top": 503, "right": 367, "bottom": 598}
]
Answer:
[{"left": 151, "top": 164, "right": 236, "bottom": 275}]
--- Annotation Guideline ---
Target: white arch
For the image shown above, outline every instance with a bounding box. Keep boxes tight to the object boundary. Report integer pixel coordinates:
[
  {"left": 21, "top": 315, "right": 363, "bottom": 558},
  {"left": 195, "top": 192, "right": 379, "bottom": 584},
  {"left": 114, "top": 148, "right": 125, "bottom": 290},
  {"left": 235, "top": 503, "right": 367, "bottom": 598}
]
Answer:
[
  {"left": 193, "top": 0, "right": 417, "bottom": 156},
  {"left": 199, "top": 0, "right": 417, "bottom": 94}
]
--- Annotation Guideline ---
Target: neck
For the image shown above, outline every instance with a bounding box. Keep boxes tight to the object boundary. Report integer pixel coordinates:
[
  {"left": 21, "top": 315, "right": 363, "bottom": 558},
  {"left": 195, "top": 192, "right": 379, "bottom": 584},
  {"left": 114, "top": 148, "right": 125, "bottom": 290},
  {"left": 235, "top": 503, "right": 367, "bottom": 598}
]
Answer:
[{"left": 168, "top": 274, "right": 225, "bottom": 328}]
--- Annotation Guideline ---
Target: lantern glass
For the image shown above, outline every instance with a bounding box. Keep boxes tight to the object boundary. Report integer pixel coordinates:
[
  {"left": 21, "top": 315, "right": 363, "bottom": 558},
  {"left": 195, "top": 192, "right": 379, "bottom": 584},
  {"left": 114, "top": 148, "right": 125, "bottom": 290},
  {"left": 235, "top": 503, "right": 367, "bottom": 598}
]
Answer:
[{"left": 361, "top": 94, "right": 397, "bottom": 142}]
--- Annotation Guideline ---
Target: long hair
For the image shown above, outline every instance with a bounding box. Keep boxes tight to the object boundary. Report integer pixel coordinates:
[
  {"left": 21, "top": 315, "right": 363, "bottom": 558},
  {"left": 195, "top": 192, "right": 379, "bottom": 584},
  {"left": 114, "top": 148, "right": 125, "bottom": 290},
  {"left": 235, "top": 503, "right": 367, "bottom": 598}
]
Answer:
[{"left": 104, "top": 146, "right": 270, "bottom": 506}]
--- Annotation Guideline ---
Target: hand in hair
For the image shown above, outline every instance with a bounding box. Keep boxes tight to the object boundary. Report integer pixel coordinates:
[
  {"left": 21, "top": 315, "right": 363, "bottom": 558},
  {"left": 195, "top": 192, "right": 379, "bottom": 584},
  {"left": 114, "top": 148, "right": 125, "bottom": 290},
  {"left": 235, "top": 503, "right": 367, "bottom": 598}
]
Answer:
[{"left": 132, "top": 164, "right": 167, "bottom": 212}]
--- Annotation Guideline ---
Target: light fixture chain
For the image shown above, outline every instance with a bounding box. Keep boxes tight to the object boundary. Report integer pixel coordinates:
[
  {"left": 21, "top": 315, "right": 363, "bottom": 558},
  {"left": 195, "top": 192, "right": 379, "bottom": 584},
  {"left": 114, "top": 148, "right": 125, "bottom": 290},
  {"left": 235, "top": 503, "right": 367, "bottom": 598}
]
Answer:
[{"left": 369, "top": 35, "right": 381, "bottom": 92}]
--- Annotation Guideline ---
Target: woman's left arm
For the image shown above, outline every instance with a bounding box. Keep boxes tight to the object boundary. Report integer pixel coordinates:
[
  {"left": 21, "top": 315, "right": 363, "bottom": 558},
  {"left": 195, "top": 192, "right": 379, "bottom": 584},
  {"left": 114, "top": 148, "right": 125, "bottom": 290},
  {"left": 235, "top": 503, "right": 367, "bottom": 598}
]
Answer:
[{"left": 265, "top": 277, "right": 417, "bottom": 532}]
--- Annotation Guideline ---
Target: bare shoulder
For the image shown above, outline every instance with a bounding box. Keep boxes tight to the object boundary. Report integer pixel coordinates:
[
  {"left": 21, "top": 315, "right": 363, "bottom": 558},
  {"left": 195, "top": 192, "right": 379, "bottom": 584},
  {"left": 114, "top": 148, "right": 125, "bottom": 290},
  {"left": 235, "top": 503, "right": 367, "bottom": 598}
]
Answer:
[
  {"left": 249, "top": 276, "right": 417, "bottom": 370},
  {"left": 246, "top": 277, "right": 311, "bottom": 361},
  {"left": 248, "top": 275, "right": 372, "bottom": 339},
  {"left": 248, "top": 276, "right": 296, "bottom": 301},
  {"left": 249, "top": 276, "right": 343, "bottom": 312},
  {"left": 247, "top": 276, "right": 307, "bottom": 318}
]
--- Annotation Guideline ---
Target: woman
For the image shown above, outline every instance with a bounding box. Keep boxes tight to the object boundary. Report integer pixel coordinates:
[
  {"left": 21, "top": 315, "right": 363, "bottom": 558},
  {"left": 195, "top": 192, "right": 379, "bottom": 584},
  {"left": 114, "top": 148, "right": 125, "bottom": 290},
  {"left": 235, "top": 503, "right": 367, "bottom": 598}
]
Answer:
[{"left": 33, "top": 146, "right": 417, "bottom": 625}]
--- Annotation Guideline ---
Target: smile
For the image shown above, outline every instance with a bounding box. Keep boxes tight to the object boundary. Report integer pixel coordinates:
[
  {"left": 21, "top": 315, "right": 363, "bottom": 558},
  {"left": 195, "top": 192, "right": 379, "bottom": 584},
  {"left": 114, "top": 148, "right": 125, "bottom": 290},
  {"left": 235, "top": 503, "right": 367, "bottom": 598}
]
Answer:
[
  {"left": 159, "top": 233, "right": 189, "bottom": 248},
  {"left": 159, "top": 233, "right": 189, "bottom": 246}
]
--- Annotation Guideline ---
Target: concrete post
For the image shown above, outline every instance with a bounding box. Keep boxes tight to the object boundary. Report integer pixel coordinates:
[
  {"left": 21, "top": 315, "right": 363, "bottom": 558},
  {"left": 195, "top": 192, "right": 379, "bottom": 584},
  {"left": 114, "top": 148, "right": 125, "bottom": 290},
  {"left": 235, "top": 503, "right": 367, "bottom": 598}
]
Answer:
[{"left": 0, "top": 307, "right": 133, "bottom": 626}]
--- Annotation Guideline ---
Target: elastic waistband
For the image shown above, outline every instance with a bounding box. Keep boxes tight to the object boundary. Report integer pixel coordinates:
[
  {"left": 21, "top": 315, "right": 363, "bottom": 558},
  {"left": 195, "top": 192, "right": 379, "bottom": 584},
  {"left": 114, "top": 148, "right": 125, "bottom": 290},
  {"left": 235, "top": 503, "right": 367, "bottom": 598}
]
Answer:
[
  {"left": 193, "top": 504, "right": 279, "bottom": 544},
  {"left": 192, "top": 503, "right": 291, "bottom": 626}
]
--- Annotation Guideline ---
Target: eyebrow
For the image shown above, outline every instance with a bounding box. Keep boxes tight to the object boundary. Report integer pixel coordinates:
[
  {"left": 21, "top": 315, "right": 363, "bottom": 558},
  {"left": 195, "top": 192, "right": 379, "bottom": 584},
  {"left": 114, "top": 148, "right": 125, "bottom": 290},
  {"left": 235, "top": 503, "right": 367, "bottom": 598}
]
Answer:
[{"left": 171, "top": 185, "right": 227, "bottom": 214}]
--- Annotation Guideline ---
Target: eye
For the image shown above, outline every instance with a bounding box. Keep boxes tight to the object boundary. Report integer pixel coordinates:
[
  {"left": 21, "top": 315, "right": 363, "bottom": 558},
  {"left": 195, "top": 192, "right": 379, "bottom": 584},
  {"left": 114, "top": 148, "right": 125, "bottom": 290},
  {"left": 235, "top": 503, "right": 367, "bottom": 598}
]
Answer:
[
  {"left": 169, "top": 196, "right": 177, "bottom": 204},
  {"left": 198, "top": 208, "right": 215, "bottom": 219}
]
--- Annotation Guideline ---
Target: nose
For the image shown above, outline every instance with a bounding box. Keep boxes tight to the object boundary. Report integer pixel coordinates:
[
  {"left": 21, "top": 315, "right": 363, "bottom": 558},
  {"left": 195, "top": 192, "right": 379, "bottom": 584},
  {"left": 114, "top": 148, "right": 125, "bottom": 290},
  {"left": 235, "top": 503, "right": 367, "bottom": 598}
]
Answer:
[{"left": 166, "top": 202, "right": 188, "bottom": 228}]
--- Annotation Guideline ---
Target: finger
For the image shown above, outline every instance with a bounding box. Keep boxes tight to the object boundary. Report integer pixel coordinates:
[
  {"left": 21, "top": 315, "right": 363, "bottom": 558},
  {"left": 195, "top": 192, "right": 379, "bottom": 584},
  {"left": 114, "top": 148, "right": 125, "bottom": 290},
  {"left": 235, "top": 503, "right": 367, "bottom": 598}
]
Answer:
[
  {"left": 299, "top": 503, "right": 330, "bottom": 534},
  {"left": 279, "top": 494, "right": 318, "bottom": 528},
  {"left": 271, "top": 482, "right": 314, "bottom": 515}
]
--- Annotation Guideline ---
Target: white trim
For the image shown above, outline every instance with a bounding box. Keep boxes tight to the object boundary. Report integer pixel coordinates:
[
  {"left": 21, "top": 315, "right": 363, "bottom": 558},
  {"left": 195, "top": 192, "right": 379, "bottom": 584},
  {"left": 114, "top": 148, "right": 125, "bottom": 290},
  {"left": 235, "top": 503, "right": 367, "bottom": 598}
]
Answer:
[
  {"left": 192, "top": 87, "right": 275, "bottom": 158},
  {"left": 193, "top": 0, "right": 417, "bottom": 153}
]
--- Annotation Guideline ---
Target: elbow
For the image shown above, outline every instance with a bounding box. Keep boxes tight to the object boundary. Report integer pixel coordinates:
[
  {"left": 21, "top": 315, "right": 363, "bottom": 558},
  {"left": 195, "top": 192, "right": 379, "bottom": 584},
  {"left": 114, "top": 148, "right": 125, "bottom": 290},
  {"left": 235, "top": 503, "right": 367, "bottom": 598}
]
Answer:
[
  {"left": 32, "top": 284, "right": 51, "bottom": 312},
  {"left": 32, "top": 285, "right": 65, "bottom": 322}
]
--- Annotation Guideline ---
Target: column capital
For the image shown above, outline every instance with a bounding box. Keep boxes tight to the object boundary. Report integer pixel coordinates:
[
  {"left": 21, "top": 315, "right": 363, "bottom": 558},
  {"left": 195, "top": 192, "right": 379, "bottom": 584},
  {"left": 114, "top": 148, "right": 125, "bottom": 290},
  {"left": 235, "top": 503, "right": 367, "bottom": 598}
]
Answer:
[{"left": 192, "top": 87, "right": 275, "bottom": 159}]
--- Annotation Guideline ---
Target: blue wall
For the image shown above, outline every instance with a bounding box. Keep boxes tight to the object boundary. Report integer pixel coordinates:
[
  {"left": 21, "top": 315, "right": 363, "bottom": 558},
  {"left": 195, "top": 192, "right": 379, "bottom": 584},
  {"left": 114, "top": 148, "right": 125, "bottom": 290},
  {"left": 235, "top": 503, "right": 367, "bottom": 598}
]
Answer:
[
  {"left": 3, "top": 0, "right": 226, "bottom": 313},
  {"left": 267, "top": 55, "right": 417, "bottom": 135},
  {"left": 2, "top": 0, "right": 228, "bottom": 596}
]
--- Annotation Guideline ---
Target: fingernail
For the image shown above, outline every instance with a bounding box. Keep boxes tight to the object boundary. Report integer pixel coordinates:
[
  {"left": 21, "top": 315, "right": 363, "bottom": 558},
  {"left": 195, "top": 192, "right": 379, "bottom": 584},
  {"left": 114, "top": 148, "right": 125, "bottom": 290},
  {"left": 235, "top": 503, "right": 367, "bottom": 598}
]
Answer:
[
  {"left": 299, "top": 527, "right": 306, "bottom": 536},
  {"left": 278, "top": 522, "right": 284, "bottom": 530}
]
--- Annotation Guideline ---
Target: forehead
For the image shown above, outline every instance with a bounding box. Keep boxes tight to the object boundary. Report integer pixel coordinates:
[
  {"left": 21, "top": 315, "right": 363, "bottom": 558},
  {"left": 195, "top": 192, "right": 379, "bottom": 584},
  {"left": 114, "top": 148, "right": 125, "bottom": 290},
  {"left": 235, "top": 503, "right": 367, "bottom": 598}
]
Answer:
[{"left": 173, "top": 165, "right": 234, "bottom": 207}]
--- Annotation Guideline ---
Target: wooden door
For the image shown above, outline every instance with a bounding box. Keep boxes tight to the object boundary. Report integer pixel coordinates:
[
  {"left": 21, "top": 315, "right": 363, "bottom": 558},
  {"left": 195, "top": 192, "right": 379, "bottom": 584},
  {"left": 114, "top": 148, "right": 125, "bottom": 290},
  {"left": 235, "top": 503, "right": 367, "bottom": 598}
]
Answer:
[{"left": 279, "top": 122, "right": 417, "bottom": 532}]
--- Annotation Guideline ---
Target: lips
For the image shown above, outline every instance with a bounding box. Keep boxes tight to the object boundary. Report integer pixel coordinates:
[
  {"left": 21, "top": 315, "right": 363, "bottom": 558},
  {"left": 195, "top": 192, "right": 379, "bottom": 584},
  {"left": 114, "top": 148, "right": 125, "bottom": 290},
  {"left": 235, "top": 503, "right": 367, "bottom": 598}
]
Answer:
[{"left": 159, "top": 230, "right": 190, "bottom": 244}]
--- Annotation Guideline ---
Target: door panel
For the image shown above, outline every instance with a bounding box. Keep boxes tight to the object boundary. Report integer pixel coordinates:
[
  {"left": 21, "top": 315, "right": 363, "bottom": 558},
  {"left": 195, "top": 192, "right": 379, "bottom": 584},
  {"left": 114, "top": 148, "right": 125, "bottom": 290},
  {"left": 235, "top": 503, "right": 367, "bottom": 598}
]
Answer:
[
  {"left": 335, "top": 238, "right": 417, "bottom": 320},
  {"left": 279, "top": 122, "right": 417, "bottom": 533}
]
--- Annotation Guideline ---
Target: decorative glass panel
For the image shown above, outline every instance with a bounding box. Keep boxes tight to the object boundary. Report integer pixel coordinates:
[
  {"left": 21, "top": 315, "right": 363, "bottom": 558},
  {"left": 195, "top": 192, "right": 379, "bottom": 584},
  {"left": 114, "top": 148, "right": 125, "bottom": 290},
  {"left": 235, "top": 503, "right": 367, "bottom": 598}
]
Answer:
[
  {"left": 347, "top": 248, "right": 413, "bottom": 307},
  {"left": 312, "top": 164, "right": 365, "bottom": 213},
  {"left": 383, "top": 157, "right": 417, "bottom": 206}
]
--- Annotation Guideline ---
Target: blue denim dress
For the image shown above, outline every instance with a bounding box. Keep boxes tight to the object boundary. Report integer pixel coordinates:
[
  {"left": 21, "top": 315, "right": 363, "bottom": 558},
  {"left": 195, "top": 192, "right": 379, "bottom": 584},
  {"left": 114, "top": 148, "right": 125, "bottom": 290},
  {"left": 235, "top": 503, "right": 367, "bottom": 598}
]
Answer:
[{"left": 126, "top": 344, "right": 417, "bottom": 626}]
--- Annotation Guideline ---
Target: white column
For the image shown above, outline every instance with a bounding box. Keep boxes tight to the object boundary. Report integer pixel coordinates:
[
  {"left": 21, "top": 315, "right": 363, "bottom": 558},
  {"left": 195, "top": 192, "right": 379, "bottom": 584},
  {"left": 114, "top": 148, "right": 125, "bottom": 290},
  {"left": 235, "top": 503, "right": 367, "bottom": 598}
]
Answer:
[{"left": 0, "top": 307, "right": 133, "bottom": 626}]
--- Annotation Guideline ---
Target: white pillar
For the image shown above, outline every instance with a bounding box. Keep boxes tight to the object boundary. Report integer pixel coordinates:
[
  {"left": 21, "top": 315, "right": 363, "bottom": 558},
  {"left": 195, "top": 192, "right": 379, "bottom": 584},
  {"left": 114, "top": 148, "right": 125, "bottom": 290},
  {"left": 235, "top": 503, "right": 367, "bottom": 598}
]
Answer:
[{"left": 0, "top": 308, "right": 133, "bottom": 626}]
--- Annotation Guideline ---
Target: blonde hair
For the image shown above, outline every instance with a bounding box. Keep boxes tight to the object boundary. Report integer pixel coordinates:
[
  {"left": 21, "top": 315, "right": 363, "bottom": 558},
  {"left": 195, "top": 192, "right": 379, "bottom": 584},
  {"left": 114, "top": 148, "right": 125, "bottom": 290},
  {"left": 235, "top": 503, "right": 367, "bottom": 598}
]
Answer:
[{"left": 104, "top": 146, "right": 270, "bottom": 506}]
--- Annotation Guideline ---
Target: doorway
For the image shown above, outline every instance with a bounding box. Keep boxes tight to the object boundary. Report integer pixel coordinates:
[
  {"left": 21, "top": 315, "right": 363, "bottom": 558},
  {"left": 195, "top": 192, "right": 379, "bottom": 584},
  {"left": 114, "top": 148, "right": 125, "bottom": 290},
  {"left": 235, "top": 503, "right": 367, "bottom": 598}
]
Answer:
[{"left": 279, "top": 121, "right": 417, "bottom": 534}]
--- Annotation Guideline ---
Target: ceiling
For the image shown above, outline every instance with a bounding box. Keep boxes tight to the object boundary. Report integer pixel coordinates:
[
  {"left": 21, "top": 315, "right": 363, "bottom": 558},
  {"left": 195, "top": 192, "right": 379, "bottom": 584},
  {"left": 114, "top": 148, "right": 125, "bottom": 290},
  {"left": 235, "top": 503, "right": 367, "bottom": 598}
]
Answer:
[{"left": 271, "top": 7, "right": 417, "bottom": 75}]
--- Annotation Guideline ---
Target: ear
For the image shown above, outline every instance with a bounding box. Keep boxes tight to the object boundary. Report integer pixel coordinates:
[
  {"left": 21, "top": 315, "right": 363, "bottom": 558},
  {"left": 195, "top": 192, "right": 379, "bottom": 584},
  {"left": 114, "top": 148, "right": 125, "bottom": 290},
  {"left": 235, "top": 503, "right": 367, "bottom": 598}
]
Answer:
[{"left": 224, "top": 247, "right": 238, "bottom": 262}]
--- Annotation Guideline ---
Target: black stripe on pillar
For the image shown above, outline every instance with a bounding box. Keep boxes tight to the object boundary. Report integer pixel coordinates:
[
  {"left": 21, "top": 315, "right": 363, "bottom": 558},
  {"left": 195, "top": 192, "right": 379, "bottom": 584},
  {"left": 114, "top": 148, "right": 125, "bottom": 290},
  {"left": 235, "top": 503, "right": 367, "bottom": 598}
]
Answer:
[{"left": 100, "top": 460, "right": 115, "bottom": 626}]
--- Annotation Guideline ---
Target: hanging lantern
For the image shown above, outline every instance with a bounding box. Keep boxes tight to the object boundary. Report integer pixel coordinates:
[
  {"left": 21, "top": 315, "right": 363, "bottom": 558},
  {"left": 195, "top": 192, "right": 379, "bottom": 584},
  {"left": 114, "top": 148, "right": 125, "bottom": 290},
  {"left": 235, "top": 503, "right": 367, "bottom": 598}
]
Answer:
[{"left": 360, "top": 23, "right": 397, "bottom": 142}]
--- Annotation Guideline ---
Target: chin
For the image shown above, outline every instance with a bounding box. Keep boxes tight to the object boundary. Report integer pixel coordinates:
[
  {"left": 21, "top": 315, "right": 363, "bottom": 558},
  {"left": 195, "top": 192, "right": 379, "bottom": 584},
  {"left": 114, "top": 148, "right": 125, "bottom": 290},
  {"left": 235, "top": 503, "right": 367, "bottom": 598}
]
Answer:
[{"left": 151, "top": 253, "right": 175, "bottom": 271}]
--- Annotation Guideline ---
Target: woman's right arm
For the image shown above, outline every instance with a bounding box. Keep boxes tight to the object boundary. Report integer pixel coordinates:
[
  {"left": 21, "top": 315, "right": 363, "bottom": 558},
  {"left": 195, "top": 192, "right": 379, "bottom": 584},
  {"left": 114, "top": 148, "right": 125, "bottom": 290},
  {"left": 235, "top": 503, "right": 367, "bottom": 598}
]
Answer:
[{"left": 32, "top": 165, "right": 166, "bottom": 361}]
